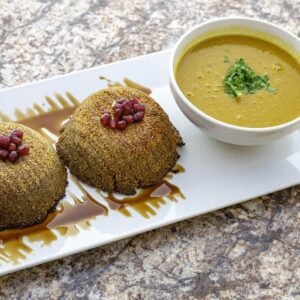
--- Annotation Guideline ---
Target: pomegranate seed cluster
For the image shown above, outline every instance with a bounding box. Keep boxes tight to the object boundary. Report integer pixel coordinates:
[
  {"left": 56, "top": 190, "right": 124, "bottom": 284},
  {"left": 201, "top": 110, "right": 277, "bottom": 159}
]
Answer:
[
  {"left": 100, "top": 98, "right": 145, "bottom": 130},
  {"left": 0, "top": 129, "right": 30, "bottom": 163}
]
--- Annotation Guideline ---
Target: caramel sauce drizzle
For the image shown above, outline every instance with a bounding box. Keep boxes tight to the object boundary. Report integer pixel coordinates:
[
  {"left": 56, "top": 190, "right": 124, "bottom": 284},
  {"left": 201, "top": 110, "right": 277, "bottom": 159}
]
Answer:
[
  {"left": 0, "top": 213, "right": 63, "bottom": 265},
  {"left": 0, "top": 186, "right": 108, "bottom": 265},
  {"left": 0, "top": 92, "right": 79, "bottom": 143},
  {"left": 98, "top": 165, "right": 185, "bottom": 218},
  {"left": 19, "top": 92, "right": 79, "bottom": 141},
  {"left": 99, "top": 76, "right": 152, "bottom": 95},
  {"left": 0, "top": 78, "right": 184, "bottom": 265}
]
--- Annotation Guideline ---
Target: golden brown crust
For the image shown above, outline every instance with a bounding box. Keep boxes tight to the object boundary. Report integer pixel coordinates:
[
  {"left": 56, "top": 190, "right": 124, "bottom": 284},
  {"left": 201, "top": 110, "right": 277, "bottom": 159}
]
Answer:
[
  {"left": 57, "top": 87, "right": 183, "bottom": 195},
  {"left": 0, "top": 122, "right": 68, "bottom": 231}
]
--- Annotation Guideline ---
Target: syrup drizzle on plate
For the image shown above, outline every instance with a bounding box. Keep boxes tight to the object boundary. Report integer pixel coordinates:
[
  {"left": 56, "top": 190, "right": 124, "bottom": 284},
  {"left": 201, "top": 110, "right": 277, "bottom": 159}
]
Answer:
[
  {"left": 99, "top": 76, "right": 152, "bottom": 95},
  {"left": 98, "top": 167, "right": 185, "bottom": 218},
  {"left": 0, "top": 185, "right": 108, "bottom": 265}
]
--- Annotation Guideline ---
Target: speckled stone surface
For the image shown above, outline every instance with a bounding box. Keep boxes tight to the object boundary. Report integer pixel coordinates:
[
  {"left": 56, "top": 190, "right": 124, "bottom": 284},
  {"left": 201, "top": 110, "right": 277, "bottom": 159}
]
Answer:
[{"left": 0, "top": 0, "right": 300, "bottom": 299}]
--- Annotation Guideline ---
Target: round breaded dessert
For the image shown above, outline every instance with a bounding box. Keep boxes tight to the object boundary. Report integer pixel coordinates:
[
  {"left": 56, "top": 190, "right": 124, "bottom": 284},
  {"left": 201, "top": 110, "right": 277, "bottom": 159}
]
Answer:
[
  {"left": 0, "top": 122, "right": 67, "bottom": 231},
  {"left": 57, "top": 87, "right": 183, "bottom": 195}
]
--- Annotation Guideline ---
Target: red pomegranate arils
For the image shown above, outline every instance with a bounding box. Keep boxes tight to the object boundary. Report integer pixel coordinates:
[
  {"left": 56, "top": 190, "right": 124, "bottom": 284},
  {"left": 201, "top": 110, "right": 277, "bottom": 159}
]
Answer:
[
  {"left": 130, "top": 98, "right": 139, "bottom": 105},
  {"left": 113, "top": 103, "right": 122, "bottom": 110},
  {"left": 114, "top": 108, "right": 123, "bottom": 121},
  {"left": 100, "top": 97, "right": 145, "bottom": 130},
  {"left": 100, "top": 113, "right": 111, "bottom": 126},
  {"left": 0, "top": 135, "right": 10, "bottom": 148},
  {"left": 109, "top": 119, "right": 117, "bottom": 129},
  {"left": 133, "top": 103, "right": 145, "bottom": 112},
  {"left": 0, "top": 129, "right": 29, "bottom": 163},
  {"left": 18, "top": 144, "right": 30, "bottom": 156},
  {"left": 121, "top": 100, "right": 132, "bottom": 109},
  {"left": 122, "top": 115, "right": 134, "bottom": 124},
  {"left": 0, "top": 150, "right": 8, "bottom": 161},
  {"left": 11, "top": 136, "right": 22, "bottom": 146},
  {"left": 8, "top": 143, "right": 17, "bottom": 152},
  {"left": 121, "top": 101, "right": 133, "bottom": 115},
  {"left": 11, "top": 129, "right": 24, "bottom": 139},
  {"left": 117, "top": 98, "right": 127, "bottom": 104},
  {"left": 117, "top": 120, "right": 127, "bottom": 130},
  {"left": 133, "top": 111, "right": 145, "bottom": 122},
  {"left": 8, "top": 151, "right": 18, "bottom": 162}
]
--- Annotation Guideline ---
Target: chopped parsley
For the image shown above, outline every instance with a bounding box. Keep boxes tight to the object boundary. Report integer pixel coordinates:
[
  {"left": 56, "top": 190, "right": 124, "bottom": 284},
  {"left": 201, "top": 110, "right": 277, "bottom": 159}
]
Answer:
[{"left": 223, "top": 58, "right": 277, "bottom": 98}]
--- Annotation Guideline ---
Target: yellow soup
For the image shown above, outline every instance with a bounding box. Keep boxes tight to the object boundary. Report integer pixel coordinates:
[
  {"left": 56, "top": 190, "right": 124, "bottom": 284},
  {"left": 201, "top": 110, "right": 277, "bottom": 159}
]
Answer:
[{"left": 175, "top": 34, "right": 300, "bottom": 127}]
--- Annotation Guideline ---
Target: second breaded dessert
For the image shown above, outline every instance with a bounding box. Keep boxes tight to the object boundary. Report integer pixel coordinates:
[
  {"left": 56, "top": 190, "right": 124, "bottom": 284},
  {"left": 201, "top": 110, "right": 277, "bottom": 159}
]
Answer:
[{"left": 57, "top": 87, "right": 183, "bottom": 195}]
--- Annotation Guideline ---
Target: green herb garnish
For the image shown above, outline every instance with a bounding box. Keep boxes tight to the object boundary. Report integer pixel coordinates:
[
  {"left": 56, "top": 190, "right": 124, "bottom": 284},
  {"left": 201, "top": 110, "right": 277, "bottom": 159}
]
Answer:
[{"left": 223, "top": 58, "right": 277, "bottom": 98}]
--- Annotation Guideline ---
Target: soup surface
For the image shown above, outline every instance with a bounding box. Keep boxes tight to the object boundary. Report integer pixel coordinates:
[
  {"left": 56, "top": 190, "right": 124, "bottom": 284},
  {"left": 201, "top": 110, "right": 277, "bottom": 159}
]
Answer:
[{"left": 175, "top": 34, "right": 300, "bottom": 127}]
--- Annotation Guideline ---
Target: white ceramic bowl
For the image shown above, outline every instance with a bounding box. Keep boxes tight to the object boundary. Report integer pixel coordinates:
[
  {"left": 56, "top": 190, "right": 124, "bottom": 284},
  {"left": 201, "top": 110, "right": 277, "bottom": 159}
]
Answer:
[{"left": 169, "top": 17, "right": 300, "bottom": 145}]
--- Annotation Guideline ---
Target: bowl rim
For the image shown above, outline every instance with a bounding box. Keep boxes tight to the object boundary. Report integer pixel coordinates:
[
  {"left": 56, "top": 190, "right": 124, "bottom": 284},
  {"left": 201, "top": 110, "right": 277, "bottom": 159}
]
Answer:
[{"left": 169, "top": 16, "right": 300, "bottom": 133}]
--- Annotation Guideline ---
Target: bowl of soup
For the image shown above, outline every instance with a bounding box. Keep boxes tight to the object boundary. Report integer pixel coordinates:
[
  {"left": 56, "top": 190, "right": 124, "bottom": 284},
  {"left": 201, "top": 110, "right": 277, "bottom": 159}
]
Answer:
[{"left": 169, "top": 17, "right": 300, "bottom": 145}]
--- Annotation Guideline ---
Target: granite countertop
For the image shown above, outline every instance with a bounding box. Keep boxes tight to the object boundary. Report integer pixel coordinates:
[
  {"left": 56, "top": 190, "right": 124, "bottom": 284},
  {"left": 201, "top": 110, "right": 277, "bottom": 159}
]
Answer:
[{"left": 0, "top": 0, "right": 299, "bottom": 299}]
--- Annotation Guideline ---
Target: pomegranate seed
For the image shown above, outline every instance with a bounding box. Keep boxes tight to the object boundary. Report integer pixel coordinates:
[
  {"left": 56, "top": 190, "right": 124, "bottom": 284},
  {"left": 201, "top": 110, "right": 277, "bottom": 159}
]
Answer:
[
  {"left": 109, "top": 119, "right": 117, "bottom": 129},
  {"left": 100, "top": 113, "right": 111, "bottom": 126},
  {"left": 8, "top": 151, "right": 18, "bottom": 162},
  {"left": 117, "top": 120, "right": 127, "bottom": 130},
  {"left": 130, "top": 98, "right": 139, "bottom": 105},
  {"left": 122, "top": 115, "right": 134, "bottom": 124},
  {"left": 11, "top": 129, "right": 23, "bottom": 139},
  {"left": 122, "top": 100, "right": 132, "bottom": 110},
  {"left": 133, "top": 111, "right": 145, "bottom": 122},
  {"left": 114, "top": 108, "right": 123, "bottom": 121},
  {"left": 100, "top": 97, "right": 146, "bottom": 130},
  {"left": 117, "top": 98, "right": 127, "bottom": 104},
  {"left": 133, "top": 103, "right": 145, "bottom": 112},
  {"left": 8, "top": 143, "right": 17, "bottom": 152},
  {"left": 0, "top": 135, "right": 10, "bottom": 148},
  {"left": 113, "top": 103, "right": 122, "bottom": 110},
  {"left": 123, "top": 107, "right": 132, "bottom": 115},
  {"left": 18, "top": 144, "right": 30, "bottom": 156},
  {"left": 0, "top": 150, "right": 8, "bottom": 161},
  {"left": 11, "top": 136, "right": 22, "bottom": 146},
  {"left": 121, "top": 101, "right": 133, "bottom": 115}
]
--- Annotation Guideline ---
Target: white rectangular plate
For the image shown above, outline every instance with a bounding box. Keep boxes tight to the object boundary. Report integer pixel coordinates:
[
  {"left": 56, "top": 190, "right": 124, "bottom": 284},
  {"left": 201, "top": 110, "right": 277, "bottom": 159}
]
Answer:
[{"left": 0, "top": 49, "right": 300, "bottom": 276}]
